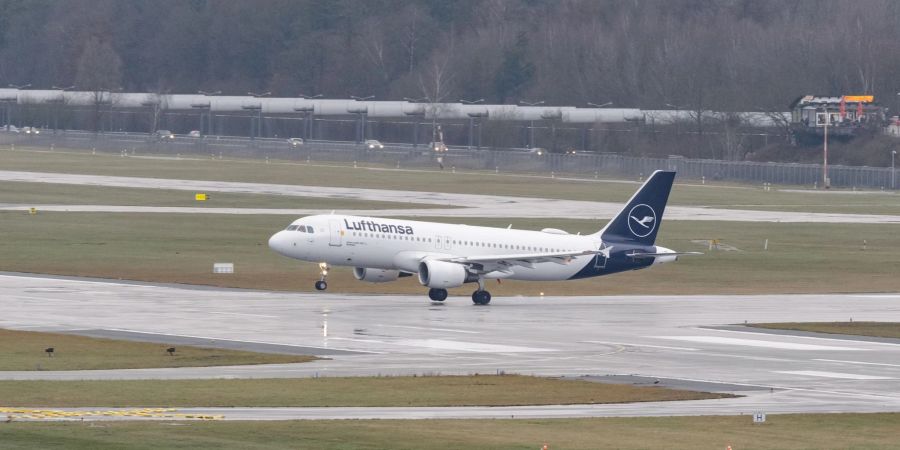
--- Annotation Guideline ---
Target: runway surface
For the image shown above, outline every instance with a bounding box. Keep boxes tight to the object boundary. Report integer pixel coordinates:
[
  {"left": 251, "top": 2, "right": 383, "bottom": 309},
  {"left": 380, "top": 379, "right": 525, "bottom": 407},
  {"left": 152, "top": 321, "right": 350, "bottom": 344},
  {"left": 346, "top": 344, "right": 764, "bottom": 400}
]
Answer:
[
  {"left": 3, "top": 170, "right": 900, "bottom": 223},
  {"left": 3, "top": 273, "right": 900, "bottom": 420}
]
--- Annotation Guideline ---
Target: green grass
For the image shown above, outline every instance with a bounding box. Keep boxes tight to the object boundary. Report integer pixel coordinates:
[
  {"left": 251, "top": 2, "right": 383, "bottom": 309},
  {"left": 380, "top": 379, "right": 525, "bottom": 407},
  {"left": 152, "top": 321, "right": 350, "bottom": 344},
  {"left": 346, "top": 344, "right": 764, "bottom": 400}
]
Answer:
[
  {"left": 0, "top": 329, "right": 317, "bottom": 371},
  {"left": 0, "top": 375, "right": 728, "bottom": 408},
  {"left": 4, "top": 147, "right": 900, "bottom": 215},
  {"left": 1, "top": 211, "right": 898, "bottom": 295},
  {"left": 0, "top": 181, "right": 439, "bottom": 210},
  {"left": 2, "top": 414, "right": 900, "bottom": 449},
  {"left": 749, "top": 322, "right": 900, "bottom": 339}
]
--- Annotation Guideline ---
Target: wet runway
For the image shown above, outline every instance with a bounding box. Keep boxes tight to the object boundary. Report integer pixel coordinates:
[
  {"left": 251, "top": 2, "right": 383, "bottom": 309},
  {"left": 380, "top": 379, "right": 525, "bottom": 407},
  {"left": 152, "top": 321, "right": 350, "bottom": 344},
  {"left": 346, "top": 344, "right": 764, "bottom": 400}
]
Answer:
[
  {"left": 3, "top": 169, "right": 900, "bottom": 223},
  {"left": 3, "top": 273, "right": 900, "bottom": 419}
]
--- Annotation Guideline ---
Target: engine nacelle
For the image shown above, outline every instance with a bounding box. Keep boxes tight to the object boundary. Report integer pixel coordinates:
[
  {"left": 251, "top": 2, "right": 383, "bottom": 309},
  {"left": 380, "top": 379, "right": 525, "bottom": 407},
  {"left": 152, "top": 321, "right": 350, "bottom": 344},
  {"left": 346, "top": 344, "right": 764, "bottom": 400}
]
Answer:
[
  {"left": 353, "top": 267, "right": 401, "bottom": 283},
  {"left": 417, "top": 259, "right": 474, "bottom": 288},
  {"left": 652, "top": 246, "right": 678, "bottom": 265}
]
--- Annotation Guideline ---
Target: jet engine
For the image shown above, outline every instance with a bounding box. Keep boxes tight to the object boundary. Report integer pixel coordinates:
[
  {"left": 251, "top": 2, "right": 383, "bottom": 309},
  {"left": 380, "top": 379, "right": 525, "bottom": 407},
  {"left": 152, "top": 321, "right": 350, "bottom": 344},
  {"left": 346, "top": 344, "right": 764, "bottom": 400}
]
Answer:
[
  {"left": 417, "top": 260, "right": 476, "bottom": 288},
  {"left": 353, "top": 267, "right": 401, "bottom": 283},
  {"left": 652, "top": 246, "right": 678, "bottom": 265}
]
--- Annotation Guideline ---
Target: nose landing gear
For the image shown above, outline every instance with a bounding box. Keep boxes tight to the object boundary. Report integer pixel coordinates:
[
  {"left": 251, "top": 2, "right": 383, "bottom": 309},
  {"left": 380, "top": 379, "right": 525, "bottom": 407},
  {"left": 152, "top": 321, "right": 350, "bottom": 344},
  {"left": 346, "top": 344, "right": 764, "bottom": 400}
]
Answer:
[{"left": 315, "top": 262, "right": 330, "bottom": 291}]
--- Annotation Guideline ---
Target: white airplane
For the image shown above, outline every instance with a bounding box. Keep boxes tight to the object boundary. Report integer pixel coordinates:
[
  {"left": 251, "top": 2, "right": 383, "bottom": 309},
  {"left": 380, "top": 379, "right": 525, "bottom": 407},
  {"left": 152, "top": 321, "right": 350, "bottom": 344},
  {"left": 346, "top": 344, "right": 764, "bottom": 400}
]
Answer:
[{"left": 269, "top": 170, "right": 698, "bottom": 305}]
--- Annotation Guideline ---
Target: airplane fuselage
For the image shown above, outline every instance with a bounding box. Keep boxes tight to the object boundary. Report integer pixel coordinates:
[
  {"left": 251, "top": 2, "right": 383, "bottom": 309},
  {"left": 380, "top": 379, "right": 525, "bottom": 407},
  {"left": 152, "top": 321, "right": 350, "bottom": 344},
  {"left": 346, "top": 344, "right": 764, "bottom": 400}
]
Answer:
[
  {"left": 269, "top": 214, "right": 669, "bottom": 282},
  {"left": 268, "top": 170, "right": 688, "bottom": 304}
]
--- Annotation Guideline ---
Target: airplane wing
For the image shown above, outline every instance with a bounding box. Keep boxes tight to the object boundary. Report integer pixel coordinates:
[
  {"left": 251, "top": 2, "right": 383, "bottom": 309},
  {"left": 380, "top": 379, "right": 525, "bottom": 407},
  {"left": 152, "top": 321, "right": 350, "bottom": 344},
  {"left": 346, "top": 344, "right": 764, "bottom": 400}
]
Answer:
[{"left": 436, "top": 249, "right": 601, "bottom": 273}]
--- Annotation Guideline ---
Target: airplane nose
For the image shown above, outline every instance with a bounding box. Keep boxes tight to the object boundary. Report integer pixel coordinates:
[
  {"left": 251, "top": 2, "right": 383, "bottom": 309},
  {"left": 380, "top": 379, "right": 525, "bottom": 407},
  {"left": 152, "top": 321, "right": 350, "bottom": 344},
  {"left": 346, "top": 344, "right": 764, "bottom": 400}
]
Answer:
[{"left": 268, "top": 231, "right": 289, "bottom": 256}]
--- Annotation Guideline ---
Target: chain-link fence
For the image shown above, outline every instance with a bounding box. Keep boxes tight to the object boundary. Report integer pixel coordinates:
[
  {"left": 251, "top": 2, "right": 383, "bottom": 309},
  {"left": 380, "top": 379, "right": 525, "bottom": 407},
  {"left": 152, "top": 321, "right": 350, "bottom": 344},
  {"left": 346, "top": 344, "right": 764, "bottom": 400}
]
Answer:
[{"left": 3, "top": 131, "right": 896, "bottom": 189}]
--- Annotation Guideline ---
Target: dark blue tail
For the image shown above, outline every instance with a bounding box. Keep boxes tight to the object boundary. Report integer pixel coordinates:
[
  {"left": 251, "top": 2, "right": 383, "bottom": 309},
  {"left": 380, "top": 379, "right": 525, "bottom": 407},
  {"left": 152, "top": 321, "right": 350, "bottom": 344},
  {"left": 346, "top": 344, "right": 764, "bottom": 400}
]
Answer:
[{"left": 596, "top": 171, "right": 675, "bottom": 245}]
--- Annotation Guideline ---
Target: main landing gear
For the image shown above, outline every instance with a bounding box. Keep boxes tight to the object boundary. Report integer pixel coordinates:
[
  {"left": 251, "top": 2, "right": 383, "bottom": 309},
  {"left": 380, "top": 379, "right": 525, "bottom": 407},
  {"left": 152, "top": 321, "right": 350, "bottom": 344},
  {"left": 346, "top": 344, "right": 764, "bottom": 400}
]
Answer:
[
  {"left": 315, "top": 262, "right": 330, "bottom": 291},
  {"left": 471, "top": 277, "right": 491, "bottom": 305}
]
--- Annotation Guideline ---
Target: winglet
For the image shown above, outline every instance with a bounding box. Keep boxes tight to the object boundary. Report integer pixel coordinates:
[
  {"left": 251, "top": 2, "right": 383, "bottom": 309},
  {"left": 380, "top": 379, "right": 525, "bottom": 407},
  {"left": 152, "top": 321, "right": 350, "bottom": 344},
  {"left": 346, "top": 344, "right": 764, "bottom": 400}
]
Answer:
[{"left": 596, "top": 171, "right": 675, "bottom": 245}]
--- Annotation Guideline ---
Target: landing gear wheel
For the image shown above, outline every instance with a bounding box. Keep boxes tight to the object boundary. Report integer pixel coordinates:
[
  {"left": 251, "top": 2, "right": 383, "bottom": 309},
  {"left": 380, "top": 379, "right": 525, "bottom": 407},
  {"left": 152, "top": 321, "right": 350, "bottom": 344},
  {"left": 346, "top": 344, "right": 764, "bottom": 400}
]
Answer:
[
  {"left": 428, "top": 288, "right": 448, "bottom": 302},
  {"left": 472, "top": 290, "right": 491, "bottom": 305},
  {"left": 315, "top": 262, "right": 330, "bottom": 292}
]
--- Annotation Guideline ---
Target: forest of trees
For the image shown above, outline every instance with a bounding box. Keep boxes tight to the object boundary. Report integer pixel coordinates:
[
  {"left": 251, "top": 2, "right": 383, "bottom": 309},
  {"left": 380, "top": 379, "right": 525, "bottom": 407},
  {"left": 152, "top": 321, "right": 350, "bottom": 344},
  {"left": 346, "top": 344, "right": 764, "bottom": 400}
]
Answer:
[{"left": 2, "top": 0, "right": 900, "bottom": 113}]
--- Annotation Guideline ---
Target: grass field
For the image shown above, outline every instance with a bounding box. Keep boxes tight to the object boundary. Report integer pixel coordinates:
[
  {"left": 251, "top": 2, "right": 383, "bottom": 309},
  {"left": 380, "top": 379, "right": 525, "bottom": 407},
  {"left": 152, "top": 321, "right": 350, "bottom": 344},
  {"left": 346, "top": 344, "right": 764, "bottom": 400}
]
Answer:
[
  {"left": 0, "top": 329, "right": 316, "bottom": 371},
  {"left": 749, "top": 322, "right": 900, "bottom": 339},
  {"left": 1, "top": 211, "right": 897, "bottom": 295},
  {"left": 4, "top": 148, "right": 900, "bottom": 215},
  {"left": 0, "top": 375, "right": 728, "bottom": 408},
  {"left": 0, "top": 181, "right": 439, "bottom": 210},
  {"left": 2, "top": 414, "right": 900, "bottom": 449}
]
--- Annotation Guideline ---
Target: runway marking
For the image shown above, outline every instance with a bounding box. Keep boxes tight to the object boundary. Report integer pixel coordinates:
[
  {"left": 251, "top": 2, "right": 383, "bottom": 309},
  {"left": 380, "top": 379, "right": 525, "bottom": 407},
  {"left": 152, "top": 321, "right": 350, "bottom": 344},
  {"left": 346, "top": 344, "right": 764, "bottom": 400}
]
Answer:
[
  {"left": 850, "top": 294, "right": 900, "bottom": 299},
  {"left": 396, "top": 339, "right": 552, "bottom": 353},
  {"left": 703, "top": 327, "right": 900, "bottom": 347},
  {"left": 378, "top": 325, "right": 479, "bottom": 334},
  {"left": 651, "top": 336, "right": 866, "bottom": 351},
  {"left": 102, "top": 328, "right": 381, "bottom": 354},
  {"left": 814, "top": 359, "right": 900, "bottom": 368},
  {"left": 582, "top": 341, "right": 698, "bottom": 351},
  {"left": 776, "top": 370, "right": 893, "bottom": 380},
  {"left": 209, "top": 312, "right": 279, "bottom": 318}
]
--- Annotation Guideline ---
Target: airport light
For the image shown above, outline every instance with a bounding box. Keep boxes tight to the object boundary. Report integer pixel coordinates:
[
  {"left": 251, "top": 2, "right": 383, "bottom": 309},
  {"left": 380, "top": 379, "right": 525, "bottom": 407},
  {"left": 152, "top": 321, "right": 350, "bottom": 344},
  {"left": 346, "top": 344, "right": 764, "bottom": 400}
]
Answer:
[
  {"left": 350, "top": 95, "right": 374, "bottom": 101},
  {"left": 45, "top": 347, "right": 54, "bottom": 357},
  {"left": 519, "top": 100, "right": 544, "bottom": 149},
  {"left": 459, "top": 98, "right": 484, "bottom": 105},
  {"left": 588, "top": 102, "right": 613, "bottom": 108},
  {"left": 248, "top": 91, "right": 270, "bottom": 98},
  {"left": 403, "top": 96, "right": 427, "bottom": 103},
  {"left": 299, "top": 93, "right": 322, "bottom": 99},
  {"left": 198, "top": 90, "right": 221, "bottom": 96},
  {"left": 166, "top": 347, "right": 176, "bottom": 356},
  {"left": 52, "top": 85, "right": 75, "bottom": 91},
  {"left": 8, "top": 83, "right": 30, "bottom": 89}
]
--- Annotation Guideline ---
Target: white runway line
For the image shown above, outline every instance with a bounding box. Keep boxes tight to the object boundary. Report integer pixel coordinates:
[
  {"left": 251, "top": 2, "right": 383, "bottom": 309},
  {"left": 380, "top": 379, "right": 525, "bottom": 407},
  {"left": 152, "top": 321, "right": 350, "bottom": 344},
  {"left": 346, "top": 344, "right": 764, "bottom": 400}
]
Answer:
[
  {"left": 776, "top": 370, "right": 893, "bottom": 380},
  {"left": 376, "top": 324, "right": 480, "bottom": 334},
  {"left": 651, "top": 336, "right": 866, "bottom": 351},
  {"left": 814, "top": 359, "right": 900, "bottom": 368},
  {"left": 582, "top": 341, "right": 699, "bottom": 351}
]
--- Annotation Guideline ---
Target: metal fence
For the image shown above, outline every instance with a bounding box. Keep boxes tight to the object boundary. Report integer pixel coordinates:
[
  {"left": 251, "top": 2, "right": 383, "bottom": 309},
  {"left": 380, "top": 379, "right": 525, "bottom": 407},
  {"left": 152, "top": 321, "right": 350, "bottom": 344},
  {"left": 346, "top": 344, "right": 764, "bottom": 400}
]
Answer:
[{"left": 3, "top": 131, "right": 896, "bottom": 189}]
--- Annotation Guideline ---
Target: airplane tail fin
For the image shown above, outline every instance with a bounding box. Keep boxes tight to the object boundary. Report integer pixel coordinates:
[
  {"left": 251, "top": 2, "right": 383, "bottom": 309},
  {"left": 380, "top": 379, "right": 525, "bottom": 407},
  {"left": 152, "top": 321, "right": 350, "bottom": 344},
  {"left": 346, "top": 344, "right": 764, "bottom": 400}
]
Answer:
[{"left": 596, "top": 170, "right": 675, "bottom": 246}]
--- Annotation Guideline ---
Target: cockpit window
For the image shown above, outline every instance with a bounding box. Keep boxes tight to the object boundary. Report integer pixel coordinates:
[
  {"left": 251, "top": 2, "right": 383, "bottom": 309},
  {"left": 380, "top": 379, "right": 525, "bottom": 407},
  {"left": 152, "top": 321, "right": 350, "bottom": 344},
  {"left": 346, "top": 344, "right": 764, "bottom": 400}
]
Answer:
[
  {"left": 307, "top": 227, "right": 314, "bottom": 234},
  {"left": 287, "top": 225, "right": 299, "bottom": 231}
]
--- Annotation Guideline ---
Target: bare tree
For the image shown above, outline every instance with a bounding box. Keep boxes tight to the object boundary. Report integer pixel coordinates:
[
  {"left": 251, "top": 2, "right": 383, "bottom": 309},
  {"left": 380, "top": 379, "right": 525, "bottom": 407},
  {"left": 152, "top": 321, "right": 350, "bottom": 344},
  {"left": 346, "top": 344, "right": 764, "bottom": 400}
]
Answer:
[{"left": 75, "top": 36, "right": 122, "bottom": 132}]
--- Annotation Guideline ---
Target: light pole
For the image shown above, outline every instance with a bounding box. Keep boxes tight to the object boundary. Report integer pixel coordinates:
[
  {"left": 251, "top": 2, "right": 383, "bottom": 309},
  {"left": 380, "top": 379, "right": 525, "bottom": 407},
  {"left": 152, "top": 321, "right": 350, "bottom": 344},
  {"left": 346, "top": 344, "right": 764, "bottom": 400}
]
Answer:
[
  {"left": 196, "top": 90, "right": 220, "bottom": 136},
  {"left": 896, "top": 92, "right": 899, "bottom": 119},
  {"left": 460, "top": 98, "right": 484, "bottom": 150},
  {"left": 403, "top": 97, "right": 428, "bottom": 147},
  {"left": 247, "top": 91, "right": 270, "bottom": 139},
  {"left": 519, "top": 100, "right": 544, "bottom": 149},
  {"left": 6, "top": 84, "right": 29, "bottom": 130},
  {"left": 892, "top": 150, "right": 897, "bottom": 190},
  {"left": 821, "top": 105, "right": 830, "bottom": 189},
  {"left": 350, "top": 95, "right": 374, "bottom": 142},
  {"left": 295, "top": 93, "right": 321, "bottom": 139},
  {"left": 50, "top": 85, "right": 75, "bottom": 133}
]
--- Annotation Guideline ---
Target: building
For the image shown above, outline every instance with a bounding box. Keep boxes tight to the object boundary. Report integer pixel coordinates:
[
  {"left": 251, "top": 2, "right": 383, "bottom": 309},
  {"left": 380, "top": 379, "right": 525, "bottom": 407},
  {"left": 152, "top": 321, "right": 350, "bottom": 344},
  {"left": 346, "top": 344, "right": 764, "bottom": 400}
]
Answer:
[{"left": 790, "top": 95, "right": 886, "bottom": 144}]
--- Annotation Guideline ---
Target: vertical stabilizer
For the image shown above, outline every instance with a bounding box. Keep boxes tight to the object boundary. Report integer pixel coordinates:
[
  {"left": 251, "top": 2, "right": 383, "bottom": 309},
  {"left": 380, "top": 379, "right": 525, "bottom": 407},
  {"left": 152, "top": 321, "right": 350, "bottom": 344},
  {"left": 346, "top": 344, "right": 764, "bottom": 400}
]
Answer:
[{"left": 597, "top": 171, "right": 675, "bottom": 245}]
